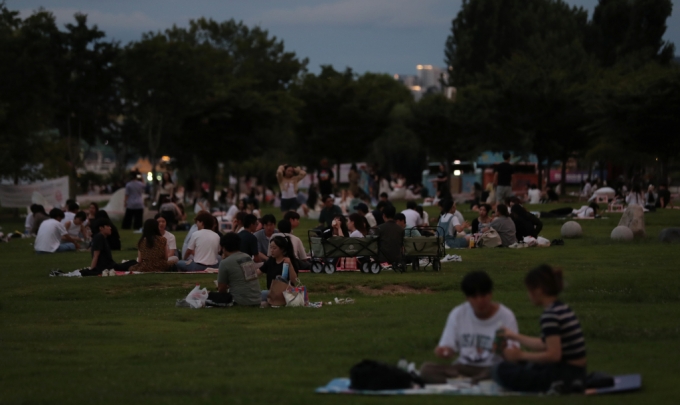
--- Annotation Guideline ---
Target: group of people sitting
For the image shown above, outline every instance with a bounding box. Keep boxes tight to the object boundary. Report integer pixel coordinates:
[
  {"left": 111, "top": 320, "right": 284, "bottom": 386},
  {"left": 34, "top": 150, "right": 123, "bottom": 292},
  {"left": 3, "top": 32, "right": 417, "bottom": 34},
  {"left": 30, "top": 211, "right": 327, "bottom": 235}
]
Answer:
[{"left": 422, "top": 266, "right": 587, "bottom": 394}]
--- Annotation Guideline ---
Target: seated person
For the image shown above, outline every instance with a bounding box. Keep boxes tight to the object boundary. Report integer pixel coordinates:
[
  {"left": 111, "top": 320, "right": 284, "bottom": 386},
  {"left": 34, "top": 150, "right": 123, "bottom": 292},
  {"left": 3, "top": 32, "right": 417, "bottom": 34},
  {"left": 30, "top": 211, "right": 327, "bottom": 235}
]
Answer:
[
  {"left": 271, "top": 219, "right": 310, "bottom": 269},
  {"left": 283, "top": 210, "right": 302, "bottom": 234},
  {"left": 326, "top": 215, "right": 349, "bottom": 237},
  {"left": 159, "top": 195, "right": 184, "bottom": 230},
  {"left": 177, "top": 212, "right": 220, "bottom": 272},
  {"left": 494, "top": 265, "right": 587, "bottom": 393},
  {"left": 50, "top": 219, "right": 137, "bottom": 277},
  {"left": 217, "top": 233, "right": 261, "bottom": 306},
  {"left": 155, "top": 214, "right": 179, "bottom": 264},
  {"left": 373, "top": 206, "right": 404, "bottom": 264},
  {"left": 420, "top": 271, "right": 519, "bottom": 383},
  {"left": 471, "top": 204, "right": 493, "bottom": 234},
  {"left": 318, "top": 195, "right": 343, "bottom": 229},
  {"left": 258, "top": 236, "right": 299, "bottom": 304},
  {"left": 527, "top": 184, "right": 541, "bottom": 204},
  {"left": 92, "top": 210, "right": 121, "bottom": 250},
  {"left": 181, "top": 210, "right": 208, "bottom": 258},
  {"left": 401, "top": 201, "right": 423, "bottom": 228},
  {"left": 540, "top": 185, "right": 559, "bottom": 203},
  {"left": 35, "top": 208, "right": 81, "bottom": 253},
  {"left": 395, "top": 213, "right": 421, "bottom": 236},
  {"left": 347, "top": 213, "right": 370, "bottom": 237},
  {"left": 238, "top": 214, "right": 263, "bottom": 263},
  {"left": 657, "top": 184, "right": 672, "bottom": 208},
  {"left": 64, "top": 211, "right": 87, "bottom": 244},
  {"left": 30, "top": 204, "right": 49, "bottom": 236},
  {"left": 437, "top": 199, "right": 470, "bottom": 248},
  {"left": 254, "top": 214, "right": 277, "bottom": 262},
  {"left": 508, "top": 198, "right": 543, "bottom": 239},
  {"left": 490, "top": 204, "right": 517, "bottom": 247},
  {"left": 130, "top": 219, "right": 170, "bottom": 273}
]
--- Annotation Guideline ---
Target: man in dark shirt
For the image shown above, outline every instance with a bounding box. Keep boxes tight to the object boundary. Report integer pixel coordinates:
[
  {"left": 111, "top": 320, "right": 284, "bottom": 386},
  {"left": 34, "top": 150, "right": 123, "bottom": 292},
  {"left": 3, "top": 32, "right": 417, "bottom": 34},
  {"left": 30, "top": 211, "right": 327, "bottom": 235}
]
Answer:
[
  {"left": 373, "top": 206, "right": 404, "bottom": 265},
  {"left": 238, "top": 214, "right": 262, "bottom": 262},
  {"left": 317, "top": 159, "right": 335, "bottom": 196},
  {"left": 657, "top": 184, "right": 672, "bottom": 208},
  {"left": 318, "top": 195, "right": 343, "bottom": 228},
  {"left": 494, "top": 152, "right": 514, "bottom": 205}
]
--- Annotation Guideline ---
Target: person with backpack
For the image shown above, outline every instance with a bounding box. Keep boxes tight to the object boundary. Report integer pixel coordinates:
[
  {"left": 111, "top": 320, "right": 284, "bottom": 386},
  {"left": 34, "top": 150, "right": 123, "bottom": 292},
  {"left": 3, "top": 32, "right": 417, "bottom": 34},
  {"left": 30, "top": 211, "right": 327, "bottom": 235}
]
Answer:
[
  {"left": 420, "top": 271, "right": 519, "bottom": 383},
  {"left": 493, "top": 265, "right": 587, "bottom": 393},
  {"left": 437, "top": 199, "right": 470, "bottom": 248}
]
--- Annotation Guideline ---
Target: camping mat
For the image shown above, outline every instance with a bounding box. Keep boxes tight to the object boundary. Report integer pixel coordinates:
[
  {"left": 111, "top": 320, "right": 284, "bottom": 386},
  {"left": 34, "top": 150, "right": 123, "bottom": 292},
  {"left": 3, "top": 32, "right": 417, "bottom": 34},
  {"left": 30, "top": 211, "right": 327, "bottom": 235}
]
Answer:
[
  {"left": 315, "top": 374, "right": 641, "bottom": 396},
  {"left": 108, "top": 269, "right": 219, "bottom": 276}
]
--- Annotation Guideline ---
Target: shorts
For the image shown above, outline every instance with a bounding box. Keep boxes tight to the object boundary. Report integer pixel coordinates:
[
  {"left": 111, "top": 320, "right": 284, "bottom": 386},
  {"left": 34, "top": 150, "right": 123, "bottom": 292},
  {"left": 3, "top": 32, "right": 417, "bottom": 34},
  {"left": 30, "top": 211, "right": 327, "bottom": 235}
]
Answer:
[
  {"left": 280, "top": 197, "right": 299, "bottom": 212},
  {"left": 496, "top": 186, "right": 513, "bottom": 203}
]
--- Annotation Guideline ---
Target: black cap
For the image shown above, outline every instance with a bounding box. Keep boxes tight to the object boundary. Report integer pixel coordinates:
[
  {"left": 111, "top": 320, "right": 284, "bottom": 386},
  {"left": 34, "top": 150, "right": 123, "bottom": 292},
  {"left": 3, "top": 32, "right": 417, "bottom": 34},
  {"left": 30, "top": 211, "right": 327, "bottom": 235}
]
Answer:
[{"left": 354, "top": 203, "right": 369, "bottom": 213}]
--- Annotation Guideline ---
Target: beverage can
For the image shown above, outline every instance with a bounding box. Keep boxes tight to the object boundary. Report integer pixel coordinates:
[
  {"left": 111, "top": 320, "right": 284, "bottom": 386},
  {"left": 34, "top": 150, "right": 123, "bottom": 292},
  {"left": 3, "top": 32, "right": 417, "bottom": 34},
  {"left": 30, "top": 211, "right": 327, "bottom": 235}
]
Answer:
[
  {"left": 469, "top": 238, "right": 475, "bottom": 248},
  {"left": 282, "top": 262, "right": 289, "bottom": 280}
]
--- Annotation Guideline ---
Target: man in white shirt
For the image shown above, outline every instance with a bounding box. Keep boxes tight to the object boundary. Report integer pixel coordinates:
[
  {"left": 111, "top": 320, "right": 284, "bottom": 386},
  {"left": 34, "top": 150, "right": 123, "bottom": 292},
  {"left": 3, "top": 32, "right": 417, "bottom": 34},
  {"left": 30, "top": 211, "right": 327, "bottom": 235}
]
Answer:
[
  {"left": 35, "top": 209, "right": 81, "bottom": 253},
  {"left": 420, "top": 271, "right": 519, "bottom": 383},
  {"left": 354, "top": 203, "right": 377, "bottom": 228},
  {"left": 528, "top": 184, "right": 541, "bottom": 204},
  {"left": 401, "top": 201, "right": 423, "bottom": 228},
  {"left": 269, "top": 219, "right": 309, "bottom": 262},
  {"left": 177, "top": 212, "right": 220, "bottom": 271}
]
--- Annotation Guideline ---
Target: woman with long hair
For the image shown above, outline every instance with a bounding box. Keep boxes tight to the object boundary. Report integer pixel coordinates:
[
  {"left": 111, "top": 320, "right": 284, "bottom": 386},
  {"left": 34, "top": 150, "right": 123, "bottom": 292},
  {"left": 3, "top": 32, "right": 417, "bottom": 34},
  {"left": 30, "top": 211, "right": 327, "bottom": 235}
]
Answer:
[
  {"left": 626, "top": 184, "right": 644, "bottom": 207},
  {"left": 348, "top": 213, "right": 369, "bottom": 237},
  {"left": 494, "top": 265, "right": 586, "bottom": 393},
  {"left": 257, "top": 235, "right": 299, "bottom": 303},
  {"left": 437, "top": 199, "right": 470, "bottom": 248},
  {"left": 277, "top": 164, "right": 307, "bottom": 212},
  {"left": 157, "top": 172, "right": 175, "bottom": 206},
  {"left": 471, "top": 204, "right": 493, "bottom": 234},
  {"left": 489, "top": 204, "right": 517, "bottom": 247},
  {"left": 130, "top": 219, "right": 169, "bottom": 273},
  {"left": 330, "top": 215, "right": 349, "bottom": 237}
]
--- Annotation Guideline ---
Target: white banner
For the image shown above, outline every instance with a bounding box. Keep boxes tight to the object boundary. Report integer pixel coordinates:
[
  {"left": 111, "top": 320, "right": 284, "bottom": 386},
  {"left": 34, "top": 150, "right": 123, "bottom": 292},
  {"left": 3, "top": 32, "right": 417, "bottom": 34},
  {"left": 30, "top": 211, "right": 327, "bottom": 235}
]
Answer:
[{"left": 0, "top": 177, "right": 69, "bottom": 208}]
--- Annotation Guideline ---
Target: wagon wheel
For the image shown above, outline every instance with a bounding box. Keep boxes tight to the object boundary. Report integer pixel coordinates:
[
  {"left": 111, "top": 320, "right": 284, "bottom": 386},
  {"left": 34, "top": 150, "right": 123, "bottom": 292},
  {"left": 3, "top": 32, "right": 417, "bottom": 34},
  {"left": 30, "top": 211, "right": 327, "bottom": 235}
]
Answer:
[
  {"left": 311, "top": 261, "right": 324, "bottom": 274},
  {"left": 323, "top": 262, "right": 336, "bottom": 274},
  {"left": 369, "top": 262, "right": 381, "bottom": 274},
  {"left": 361, "top": 261, "right": 370, "bottom": 273}
]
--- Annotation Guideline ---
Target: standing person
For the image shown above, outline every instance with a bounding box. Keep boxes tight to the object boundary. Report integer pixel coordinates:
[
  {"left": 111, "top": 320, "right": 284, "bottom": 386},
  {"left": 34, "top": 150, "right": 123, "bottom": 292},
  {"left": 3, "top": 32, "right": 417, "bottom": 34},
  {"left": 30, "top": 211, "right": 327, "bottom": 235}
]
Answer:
[
  {"left": 317, "top": 159, "right": 335, "bottom": 196},
  {"left": 494, "top": 153, "right": 514, "bottom": 206},
  {"left": 318, "top": 195, "right": 343, "bottom": 229},
  {"left": 129, "top": 219, "right": 170, "bottom": 273},
  {"left": 277, "top": 164, "right": 307, "bottom": 212},
  {"left": 420, "top": 271, "right": 519, "bottom": 383},
  {"left": 254, "top": 214, "right": 277, "bottom": 261},
  {"left": 494, "top": 265, "right": 587, "bottom": 394},
  {"left": 177, "top": 212, "right": 220, "bottom": 272},
  {"left": 123, "top": 172, "right": 146, "bottom": 230},
  {"left": 156, "top": 172, "right": 175, "bottom": 206},
  {"left": 430, "top": 163, "right": 451, "bottom": 201},
  {"left": 34, "top": 209, "right": 81, "bottom": 253},
  {"left": 490, "top": 204, "right": 517, "bottom": 247},
  {"left": 217, "top": 233, "right": 261, "bottom": 306}
]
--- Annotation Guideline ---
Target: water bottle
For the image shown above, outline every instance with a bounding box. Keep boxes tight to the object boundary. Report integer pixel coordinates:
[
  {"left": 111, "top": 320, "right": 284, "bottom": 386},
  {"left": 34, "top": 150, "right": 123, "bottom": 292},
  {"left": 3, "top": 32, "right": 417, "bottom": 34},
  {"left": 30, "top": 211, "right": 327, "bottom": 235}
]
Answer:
[{"left": 282, "top": 262, "right": 289, "bottom": 280}]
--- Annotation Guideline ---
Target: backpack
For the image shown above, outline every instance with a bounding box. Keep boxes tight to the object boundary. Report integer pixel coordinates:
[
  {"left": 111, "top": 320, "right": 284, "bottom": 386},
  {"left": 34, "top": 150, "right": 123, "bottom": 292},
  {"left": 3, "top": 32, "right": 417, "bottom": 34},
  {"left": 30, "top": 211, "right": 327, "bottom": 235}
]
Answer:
[{"left": 349, "top": 360, "right": 424, "bottom": 390}]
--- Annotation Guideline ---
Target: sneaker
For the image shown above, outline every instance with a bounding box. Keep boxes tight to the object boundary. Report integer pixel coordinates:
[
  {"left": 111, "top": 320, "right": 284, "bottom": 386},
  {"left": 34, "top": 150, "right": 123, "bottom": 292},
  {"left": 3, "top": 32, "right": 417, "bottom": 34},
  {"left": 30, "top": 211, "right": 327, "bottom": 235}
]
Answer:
[
  {"left": 102, "top": 269, "right": 109, "bottom": 277},
  {"left": 451, "top": 255, "right": 462, "bottom": 262}
]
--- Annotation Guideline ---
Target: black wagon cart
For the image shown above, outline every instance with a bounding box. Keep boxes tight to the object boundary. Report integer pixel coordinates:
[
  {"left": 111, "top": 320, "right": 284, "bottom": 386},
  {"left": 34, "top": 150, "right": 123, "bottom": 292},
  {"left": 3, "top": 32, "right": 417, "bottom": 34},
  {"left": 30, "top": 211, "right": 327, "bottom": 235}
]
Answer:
[
  {"left": 308, "top": 232, "right": 382, "bottom": 274},
  {"left": 402, "top": 226, "right": 445, "bottom": 271}
]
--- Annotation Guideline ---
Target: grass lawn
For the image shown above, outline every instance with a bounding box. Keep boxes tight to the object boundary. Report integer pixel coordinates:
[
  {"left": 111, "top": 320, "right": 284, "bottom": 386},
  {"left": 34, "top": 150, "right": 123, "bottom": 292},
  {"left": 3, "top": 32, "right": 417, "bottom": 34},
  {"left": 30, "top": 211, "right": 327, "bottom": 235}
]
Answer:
[{"left": 1, "top": 202, "right": 680, "bottom": 404}]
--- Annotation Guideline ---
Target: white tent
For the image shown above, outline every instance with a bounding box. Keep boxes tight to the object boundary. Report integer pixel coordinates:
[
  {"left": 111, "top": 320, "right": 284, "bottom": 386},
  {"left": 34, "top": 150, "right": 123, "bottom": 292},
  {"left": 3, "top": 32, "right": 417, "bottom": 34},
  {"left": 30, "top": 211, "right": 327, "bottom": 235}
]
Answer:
[
  {"left": 589, "top": 187, "right": 616, "bottom": 201},
  {"left": 102, "top": 188, "right": 126, "bottom": 221}
]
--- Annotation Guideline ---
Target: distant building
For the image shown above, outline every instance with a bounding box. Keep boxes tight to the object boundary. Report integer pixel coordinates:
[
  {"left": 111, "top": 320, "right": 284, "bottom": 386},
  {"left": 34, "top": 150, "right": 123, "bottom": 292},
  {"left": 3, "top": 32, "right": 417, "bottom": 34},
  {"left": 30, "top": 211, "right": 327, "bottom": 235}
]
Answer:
[{"left": 394, "top": 65, "right": 451, "bottom": 101}]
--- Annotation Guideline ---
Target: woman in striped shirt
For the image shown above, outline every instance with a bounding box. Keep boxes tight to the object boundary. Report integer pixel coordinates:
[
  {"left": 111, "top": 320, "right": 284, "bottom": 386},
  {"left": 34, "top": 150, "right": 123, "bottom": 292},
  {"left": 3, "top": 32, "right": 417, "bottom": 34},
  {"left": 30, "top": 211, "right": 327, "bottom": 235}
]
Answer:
[{"left": 493, "top": 265, "right": 587, "bottom": 394}]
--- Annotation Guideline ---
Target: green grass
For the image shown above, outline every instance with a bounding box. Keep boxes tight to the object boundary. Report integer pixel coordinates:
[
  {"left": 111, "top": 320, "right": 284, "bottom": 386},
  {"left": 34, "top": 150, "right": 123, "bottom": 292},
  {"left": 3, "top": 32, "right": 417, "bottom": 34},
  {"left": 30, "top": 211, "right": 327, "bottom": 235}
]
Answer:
[{"left": 1, "top": 202, "right": 680, "bottom": 404}]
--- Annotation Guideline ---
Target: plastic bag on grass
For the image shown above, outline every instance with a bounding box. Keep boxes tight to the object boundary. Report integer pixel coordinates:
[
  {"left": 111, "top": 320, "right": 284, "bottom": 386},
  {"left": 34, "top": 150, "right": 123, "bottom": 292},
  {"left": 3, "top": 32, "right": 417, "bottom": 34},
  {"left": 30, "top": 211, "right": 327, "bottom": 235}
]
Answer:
[{"left": 185, "top": 284, "right": 208, "bottom": 308}]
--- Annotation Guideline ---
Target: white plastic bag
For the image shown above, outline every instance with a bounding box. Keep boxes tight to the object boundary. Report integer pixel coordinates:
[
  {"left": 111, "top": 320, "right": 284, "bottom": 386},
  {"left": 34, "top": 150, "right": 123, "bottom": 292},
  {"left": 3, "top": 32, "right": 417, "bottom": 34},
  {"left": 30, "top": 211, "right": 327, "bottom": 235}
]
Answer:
[
  {"left": 185, "top": 284, "right": 208, "bottom": 309},
  {"left": 522, "top": 236, "right": 538, "bottom": 247},
  {"left": 536, "top": 236, "right": 551, "bottom": 247}
]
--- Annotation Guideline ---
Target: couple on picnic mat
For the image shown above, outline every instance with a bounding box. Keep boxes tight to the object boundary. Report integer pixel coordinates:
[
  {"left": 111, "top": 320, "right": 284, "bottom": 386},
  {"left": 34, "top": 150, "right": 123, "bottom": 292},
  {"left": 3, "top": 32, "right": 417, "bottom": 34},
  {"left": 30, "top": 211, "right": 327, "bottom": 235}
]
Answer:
[{"left": 421, "top": 266, "right": 586, "bottom": 394}]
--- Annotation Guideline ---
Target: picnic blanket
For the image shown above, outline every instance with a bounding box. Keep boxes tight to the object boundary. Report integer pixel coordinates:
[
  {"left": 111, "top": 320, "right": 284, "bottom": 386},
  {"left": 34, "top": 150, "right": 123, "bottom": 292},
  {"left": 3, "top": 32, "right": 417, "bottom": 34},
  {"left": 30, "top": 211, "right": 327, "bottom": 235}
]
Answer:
[
  {"left": 108, "top": 268, "right": 219, "bottom": 276},
  {"left": 315, "top": 374, "right": 642, "bottom": 396}
]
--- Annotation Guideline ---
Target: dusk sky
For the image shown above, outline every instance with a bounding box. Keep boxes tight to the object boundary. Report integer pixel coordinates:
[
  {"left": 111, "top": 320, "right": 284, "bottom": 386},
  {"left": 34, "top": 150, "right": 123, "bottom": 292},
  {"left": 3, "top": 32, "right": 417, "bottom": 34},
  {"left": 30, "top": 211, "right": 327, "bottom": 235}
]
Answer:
[{"left": 9, "top": 0, "right": 680, "bottom": 75}]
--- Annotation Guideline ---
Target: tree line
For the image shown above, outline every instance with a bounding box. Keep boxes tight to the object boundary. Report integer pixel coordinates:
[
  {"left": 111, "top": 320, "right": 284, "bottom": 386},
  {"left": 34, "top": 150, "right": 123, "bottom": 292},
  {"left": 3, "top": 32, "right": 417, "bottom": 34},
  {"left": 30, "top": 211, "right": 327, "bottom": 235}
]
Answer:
[{"left": 0, "top": 0, "right": 677, "bottom": 199}]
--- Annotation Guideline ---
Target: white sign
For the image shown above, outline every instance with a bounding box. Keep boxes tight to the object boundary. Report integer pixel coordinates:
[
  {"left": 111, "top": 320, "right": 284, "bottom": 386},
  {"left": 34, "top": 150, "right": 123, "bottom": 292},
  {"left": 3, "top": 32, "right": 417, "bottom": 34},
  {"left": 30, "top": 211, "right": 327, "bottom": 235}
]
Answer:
[{"left": 0, "top": 176, "right": 69, "bottom": 208}]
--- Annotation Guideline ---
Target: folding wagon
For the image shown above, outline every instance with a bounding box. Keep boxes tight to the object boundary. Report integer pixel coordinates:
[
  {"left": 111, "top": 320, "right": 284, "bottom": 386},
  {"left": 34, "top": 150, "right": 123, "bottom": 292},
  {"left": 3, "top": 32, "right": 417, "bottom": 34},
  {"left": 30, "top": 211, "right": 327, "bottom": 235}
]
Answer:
[{"left": 307, "top": 232, "right": 382, "bottom": 274}]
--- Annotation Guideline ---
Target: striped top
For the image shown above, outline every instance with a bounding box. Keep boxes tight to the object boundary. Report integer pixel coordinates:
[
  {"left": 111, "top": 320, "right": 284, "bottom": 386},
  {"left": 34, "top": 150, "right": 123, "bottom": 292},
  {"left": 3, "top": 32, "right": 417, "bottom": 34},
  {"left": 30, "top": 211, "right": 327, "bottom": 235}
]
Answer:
[{"left": 540, "top": 301, "right": 586, "bottom": 361}]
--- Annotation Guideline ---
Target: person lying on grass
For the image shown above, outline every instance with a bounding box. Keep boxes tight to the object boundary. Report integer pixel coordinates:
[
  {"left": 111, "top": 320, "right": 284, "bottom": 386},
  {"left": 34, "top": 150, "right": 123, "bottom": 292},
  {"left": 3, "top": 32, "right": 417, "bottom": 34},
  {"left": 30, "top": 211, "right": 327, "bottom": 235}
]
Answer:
[
  {"left": 258, "top": 236, "right": 298, "bottom": 307},
  {"left": 420, "top": 271, "right": 519, "bottom": 384},
  {"left": 215, "top": 232, "right": 262, "bottom": 306},
  {"left": 493, "top": 265, "right": 587, "bottom": 394},
  {"left": 49, "top": 219, "right": 137, "bottom": 277}
]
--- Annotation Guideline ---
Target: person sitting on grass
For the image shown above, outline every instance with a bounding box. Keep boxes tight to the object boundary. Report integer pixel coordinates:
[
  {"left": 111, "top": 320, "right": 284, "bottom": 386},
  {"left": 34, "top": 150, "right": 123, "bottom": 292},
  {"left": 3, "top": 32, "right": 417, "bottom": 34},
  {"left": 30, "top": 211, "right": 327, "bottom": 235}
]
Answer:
[
  {"left": 270, "top": 220, "right": 309, "bottom": 268},
  {"left": 92, "top": 210, "right": 121, "bottom": 251},
  {"left": 35, "top": 208, "right": 81, "bottom": 254},
  {"left": 129, "top": 219, "right": 170, "bottom": 273},
  {"left": 177, "top": 212, "right": 220, "bottom": 272},
  {"left": 50, "top": 219, "right": 137, "bottom": 277},
  {"left": 420, "top": 271, "right": 519, "bottom": 383},
  {"left": 254, "top": 214, "right": 277, "bottom": 262},
  {"left": 283, "top": 210, "right": 301, "bottom": 234},
  {"left": 395, "top": 213, "right": 421, "bottom": 237},
  {"left": 373, "top": 206, "right": 404, "bottom": 266},
  {"left": 30, "top": 204, "right": 49, "bottom": 236},
  {"left": 216, "top": 233, "right": 261, "bottom": 306},
  {"left": 318, "top": 195, "right": 343, "bottom": 229},
  {"left": 508, "top": 197, "right": 543, "bottom": 239},
  {"left": 64, "top": 211, "right": 87, "bottom": 244},
  {"left": 238, "top": 214, "right": 263, "bottom": 262},
  {"left": 347, "top": 213, "right": 369, "bottom": 237},
  {"left": 258, "top": 236, "right": 299, "bottom": 305},
  {"left": 490, "top": 204, "right": 517, "bottom": 247},
  {"left": 155, "top": 214, "right": 179, "bottom": 264},
  {"left": 471, "top": 204, "right": 493, "bottom": 234},
  {"left": 437, "top": 199, "right": 470, "bottom": 249},
  {"left": 494, "top": 265, "right": 587, "bottom": 394},
  {"left": 354, "top": 203, "right": 377, "bottom": 228},
  {"left": 182, "top": 210, "right": 208, "bottom": 258}
]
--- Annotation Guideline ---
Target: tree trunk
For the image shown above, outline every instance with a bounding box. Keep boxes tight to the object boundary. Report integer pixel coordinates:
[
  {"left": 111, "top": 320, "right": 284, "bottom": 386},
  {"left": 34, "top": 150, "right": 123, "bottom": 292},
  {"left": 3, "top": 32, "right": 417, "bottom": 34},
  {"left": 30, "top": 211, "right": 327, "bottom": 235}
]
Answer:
[
  {"left": 537, "top": 154, "right": 544, "bottom": 191},
  {"left": 599, "top": 160, "right": 605, "bottom": 184}
]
